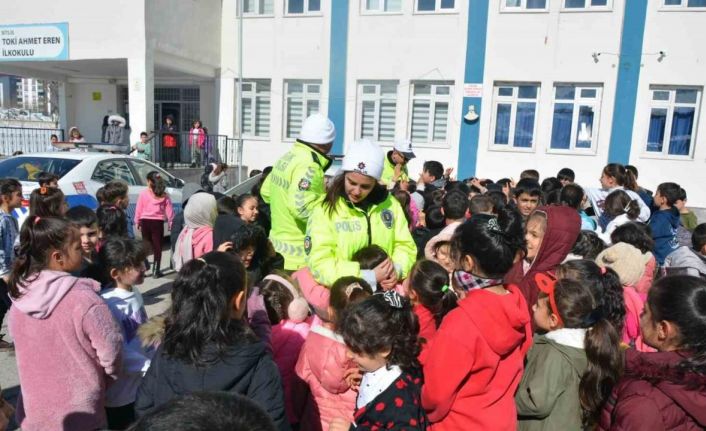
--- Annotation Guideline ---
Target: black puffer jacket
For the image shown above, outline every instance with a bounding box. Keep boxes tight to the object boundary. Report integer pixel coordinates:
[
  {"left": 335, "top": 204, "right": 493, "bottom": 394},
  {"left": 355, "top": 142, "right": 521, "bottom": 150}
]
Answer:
[{"left": 135, "top": 340, "right": 289, "bottom": 430}]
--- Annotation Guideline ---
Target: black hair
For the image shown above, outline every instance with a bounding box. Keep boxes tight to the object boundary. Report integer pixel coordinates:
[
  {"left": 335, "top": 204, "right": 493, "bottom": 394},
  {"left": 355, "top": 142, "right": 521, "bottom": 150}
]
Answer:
[
  {"left": 656, "top": 182, "right": 681, "bottom": 207},
  {"left": 392, "top": 189, "right": 413, "bottom": 227},
  {"left": 422, "top": 161, "right": 444, "bottom": 181},
  {"left": 339, "top": 293, "right": 420, "bottom": 372},
  {"left": 409, "top": 260, "right": 458, "bottom": 329},
  {"left": 610, "top": 222, "right": 654, "bottom": 254},
  {"left": 229, "top": 223, "right": 269, "bottom": 268},
  {"left": 127, "top": 392, "right": 277, "bottom": 431},
  {"left": 425, "top": 205, "right": 446, "bottom": 230},
  {"left": 513, "top": 178, "right": 542, "bottom": 198},
  {"left": 8, "top": 216, "right": 79, "bottom": 299},
  {"left": 451, "top": 207, "right": 525, "bottom": 278},
  {"left": 543, "top": 189, "right": 562, "bottom": 206},
  {"left": 97, "top": 205, "right": 128, "bottom": 239},
  {"left": 147, "top": 171, "right": 167, "bottom": 197},
  {"left": 560, "top": 183, "right": 585, "bottom": 210},
  {"left": 99, "top": 237, "right": 147, "bottom": 284},
  {"left": 235, "top": 193, "right": 257, "bottom": 209},
  {"left": 648, "top": 275, "right": 706, "bottom": 375},
  {"left": 140, "top": 131, "right": 148, "bottom": 137},
  {"left": 469, "top": 194, "right": 494, "bottom": 215},
  {"left": 497, "top": 178, "right": 512, "bottom": 189},
  {"left": 29, "top": 186, "right": 65, "bottom": 217},
  {"left": 352, "top": 245, "right": 388, "bottom": 271},
  {"left": 557, "top": 168, "right": 575, "bottom": 182},
  {"left": 101, "top": 180, "right": 129, "bottom": 205},
  {"left": 249, "top": 169, "right": 262, "bottom": 178},
  {"left": 603, "top": 163, "right": 638, "bottom": 192},
  {"left": 259, "top": 273, "right": 296, "bottom": 324},
  {"left": 37, "top": 171, "right": 59, "bottom": 187},
  {"left": 164, "top": 252, "right": 254, "bottom": 366},
  {"left": 442, "top": 190, "right": 468, "bottom": 220},
  {"left": 486, "top": 190, "right": 507, "bottom": 214},
  {"left": 329, "top": 276, "right": 373, "bottom": 327},
  {"left": 65, "top": 205, "right": 97, "bottom": 228},
  {"left": 520, "top": 169, "right": 540, "bottom": 181},
  {"left": 444, "top": 181, "right": 470, "bottom": 196},
  {"left": 603, "top": 190, "right": 640, "bottom": 220},
  {"left": 557, "top": 259, "right": 626, "bottom": 334},
  {"left": 50, "top": 134, "right": 58, "bottom": 140},
  {"left": 692, "top": 223, "right": 706, "bottom": 252},
  {"left": 0, "top": 178, "right": 21, "bottom": 199},
  {"left": 571, "top": 231, "right": 606, "bottom": 261},
  {"left": 424, "top": 189, "right": 446, "bottom": 213},
  {"left": 541, "top": 177, "right": 562, "bottom": 195},
  {"left": 678, "top": 187, "right": 687, "bottom": 202},
  {"left": 217, "top": 196, "right": 237, "bottom": 215}
]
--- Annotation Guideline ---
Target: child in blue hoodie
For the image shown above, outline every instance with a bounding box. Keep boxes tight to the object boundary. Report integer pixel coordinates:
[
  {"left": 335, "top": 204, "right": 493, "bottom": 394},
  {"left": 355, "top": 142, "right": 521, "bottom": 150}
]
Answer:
[{"left": 650, "top": 182, "right": 681, "bottom": 265}]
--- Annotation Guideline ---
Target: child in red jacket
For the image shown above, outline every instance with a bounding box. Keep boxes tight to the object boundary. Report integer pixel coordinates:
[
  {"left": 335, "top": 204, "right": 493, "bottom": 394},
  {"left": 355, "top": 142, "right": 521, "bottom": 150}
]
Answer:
[{"left": 422, "top": 211, "right": 532, "bottom": 430}]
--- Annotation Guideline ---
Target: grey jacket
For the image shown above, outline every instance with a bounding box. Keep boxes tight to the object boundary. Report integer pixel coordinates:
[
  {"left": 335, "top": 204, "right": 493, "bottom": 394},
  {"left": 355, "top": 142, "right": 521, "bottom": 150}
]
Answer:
[{"left": 664, "top": 246, "right": 706, "bottom": 278}]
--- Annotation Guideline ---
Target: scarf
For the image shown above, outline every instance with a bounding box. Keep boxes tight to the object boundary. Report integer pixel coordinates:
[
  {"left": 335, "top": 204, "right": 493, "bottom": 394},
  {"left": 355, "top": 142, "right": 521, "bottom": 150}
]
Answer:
[
  {"left": 173, "top": 193, "right": 217, "bottom": 270},
  {"left": 453, "top": 270, "right": 505, "bottom": 292}
]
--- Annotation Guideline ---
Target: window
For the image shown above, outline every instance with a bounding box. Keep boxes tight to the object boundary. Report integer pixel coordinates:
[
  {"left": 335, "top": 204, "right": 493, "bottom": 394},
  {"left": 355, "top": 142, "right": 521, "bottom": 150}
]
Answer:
[
  {"left": 356, "top": 81, "right": 398, "bottom": 142},
  {"left": 662, "top": 0, "right": 706, "bottom": 8},
  {"left": 130, "top": 160, "right": 177, "bottom": 188},
  {"left": 563, "top": 0, "right": 610, "bottom": 9},
  {"left": 490, "top": 84, "right": 540, "bottom": 149},
  {"left": 241, "top": 80, "right": 271, "bottom": 138},
  {"left": 0, "top": 157, "right": 80, "bottom": 182},
  {"left": 287, "top": 0, "right": 321, "bottom": 14},
  {"left": 409, "top": 82, "right": 452, "bottom": 145},
  {"left": 91, "top": 160, "right": 137, "bottom": 185},
  {"left": 362, "top": 0, "right": 402, "bottom": 13},
  {"left": 284, "top": 80, "right": 322, "bottom": 140},
  {"left": 416, "top": 0, "right": 456, "bottom": 12},
  {"left": 239, "top": 0, "right": 274, "bottom": 16},
  {"left": 501, "top": 0, "right": 548, "bottom": 11},
  {"left": 645, "top": 87, "right": 701, "bottom": 157},
  {"left": 549, "top": 85, "right": 602, "bottom": 152}
]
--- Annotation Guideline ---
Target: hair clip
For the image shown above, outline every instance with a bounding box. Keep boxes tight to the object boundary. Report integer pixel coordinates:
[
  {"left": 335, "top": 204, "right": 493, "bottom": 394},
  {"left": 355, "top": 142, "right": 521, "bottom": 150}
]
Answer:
[
  {"left": 378, "top": 290, "right": 404, "bottom": 309},
  {"left": 196, "top": 258, "right": 206, "bottom": 264},
  {"left": 34, "top": 216, "right": 41, "bottom": 225},
  {"left": 441, "top": 284, "right": 450, "bottom": 293},
  {"left": 600, "top": 266, "right": 607, "bottom": 275},
  {"left": 345, "top": 282, "right": 363, "bottom": 298},
  {"left": 623, "top": 202, "right": 632, "bottom": 213},
  {"left": 39, "top": 186, "right": 48, "bottom": 195},
  {"left": 535, "top": 273, "right": 563, "bottom": 327},
  {"left": 581, "top": 306, "right": 604, "bottom": 328}
]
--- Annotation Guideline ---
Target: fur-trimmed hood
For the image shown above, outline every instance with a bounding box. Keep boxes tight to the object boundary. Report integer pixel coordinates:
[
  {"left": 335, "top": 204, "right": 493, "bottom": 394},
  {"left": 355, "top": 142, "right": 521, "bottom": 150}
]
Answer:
[
  {"left": 108, "top": 114, "right": 126, "bottom": 127},
  {"left": 137, "top": 314, "right": 166, "bottom": 350}
]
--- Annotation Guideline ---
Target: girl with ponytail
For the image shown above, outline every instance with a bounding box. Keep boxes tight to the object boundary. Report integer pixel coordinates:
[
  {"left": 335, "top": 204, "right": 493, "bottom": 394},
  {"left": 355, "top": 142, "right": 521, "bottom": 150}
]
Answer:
[
  {"left": 135, "top": 251, "right": 288, "bottom": 430},
  {"left": 598, "top": 275, "right": 706, "bottom": 430},
  {"left": 585, "top": 163, "right": 651, "bottom": 224},
  {"left": 516, "top": 275, "right": 622, "bottom": 429},
  {"left": 8, "top": 216, "right": 122, "bottom": 430}
]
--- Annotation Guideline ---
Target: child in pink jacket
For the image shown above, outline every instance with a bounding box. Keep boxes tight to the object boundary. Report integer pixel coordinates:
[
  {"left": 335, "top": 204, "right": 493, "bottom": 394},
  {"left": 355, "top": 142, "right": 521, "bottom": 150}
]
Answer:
[
  {"left": 259, "top": 273, "right": 312, "bottom": 427},
  {"left": 294, "top": 275, "right": 373, "bottom": 431},
  {"left": 8, "top": 216, "right": 123, "bottom": 431}
]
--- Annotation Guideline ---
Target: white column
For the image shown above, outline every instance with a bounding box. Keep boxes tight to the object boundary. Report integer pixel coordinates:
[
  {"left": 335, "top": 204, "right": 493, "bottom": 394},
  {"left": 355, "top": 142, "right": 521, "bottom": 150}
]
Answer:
[
  {"left": 57, "top": 81, "right": 68, "bottom": 134},
  {"left": 217, "top": 76, "right": 235, "bottom": 137},
  {"left": 127, "top": 54, "right": 154, "bottom": 144}
]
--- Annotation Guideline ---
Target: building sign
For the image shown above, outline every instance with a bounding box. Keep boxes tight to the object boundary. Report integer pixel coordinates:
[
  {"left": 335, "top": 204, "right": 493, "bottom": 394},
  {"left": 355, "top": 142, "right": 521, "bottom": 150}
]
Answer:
[
  {"left": 0, "top": 23, "right": 69, "bottom": 61},
  {"left": 463, "top": 83, "right": 483, "bottom": 98}
]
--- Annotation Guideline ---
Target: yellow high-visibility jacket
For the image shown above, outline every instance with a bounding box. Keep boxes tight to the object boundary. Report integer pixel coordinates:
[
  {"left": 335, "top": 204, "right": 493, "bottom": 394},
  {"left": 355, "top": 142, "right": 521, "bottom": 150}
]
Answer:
[{"left": 380, "top": 152, "right": 409, "bottom": 186}]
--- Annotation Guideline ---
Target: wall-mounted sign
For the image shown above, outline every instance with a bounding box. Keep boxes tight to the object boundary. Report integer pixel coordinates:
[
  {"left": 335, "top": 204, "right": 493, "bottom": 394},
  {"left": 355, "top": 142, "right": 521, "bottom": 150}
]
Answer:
[
  {"left": 92, "top": 92, "right": 102, "bottom": 101},
  {"left": 0, "top": 22, "right": 69, "bottom": 61},
  {"left": 463, "top": 83, "right": 483, "bottom": 98}
]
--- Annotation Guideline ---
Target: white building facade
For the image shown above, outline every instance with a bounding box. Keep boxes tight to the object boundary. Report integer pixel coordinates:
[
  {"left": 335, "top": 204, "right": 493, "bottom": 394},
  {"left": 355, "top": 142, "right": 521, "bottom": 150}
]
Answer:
[{"left": 1, "top": 0, "right": 706, "bottom": 205}]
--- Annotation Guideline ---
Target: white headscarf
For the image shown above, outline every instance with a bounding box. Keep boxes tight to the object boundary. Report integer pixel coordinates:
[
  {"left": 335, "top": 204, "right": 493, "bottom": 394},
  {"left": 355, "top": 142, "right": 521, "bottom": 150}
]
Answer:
[{"left": 172, "top": 193, "right": 217, "bottom": 271}]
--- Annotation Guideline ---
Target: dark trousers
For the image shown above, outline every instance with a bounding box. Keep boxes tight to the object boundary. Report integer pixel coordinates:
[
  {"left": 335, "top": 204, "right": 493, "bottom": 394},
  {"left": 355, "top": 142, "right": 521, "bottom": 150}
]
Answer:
[
  {"left": 0, "top": 279, "right": 10, "bottom": 332},
  {"left": 106, "top": 403, "right": 135, "bottom": 430},
  {"left": 163, "top": 146, "right": 177, "bottom": 166},
  {"left": 140, "top": 219, "right": 164, "bottom": 271}
]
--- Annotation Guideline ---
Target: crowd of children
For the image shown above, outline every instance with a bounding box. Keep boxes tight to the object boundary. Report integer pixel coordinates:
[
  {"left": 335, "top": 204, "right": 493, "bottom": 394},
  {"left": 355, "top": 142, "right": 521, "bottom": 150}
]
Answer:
[{"left": 1, "top": 153, "right": 706, "bottom": 431}]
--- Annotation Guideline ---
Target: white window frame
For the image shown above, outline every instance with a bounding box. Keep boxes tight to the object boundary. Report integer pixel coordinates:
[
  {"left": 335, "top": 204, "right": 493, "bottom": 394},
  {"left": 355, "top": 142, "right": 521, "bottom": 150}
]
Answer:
[
  {"left": 489, "top": 83, "right": 541, "bottom": 152},
  {"left": 500, "top": 0, "right": 549, "bottom": 12},
  {"left": 355, "top": 81, "right": 399, "bottom": 143},
  {"left": 561, "top": 0, "right": 613, "bottom": 11},
  {"left": 283, "top": 80, "right": 322, "bottom": 141},
  {"left": 238, "top": 0, "right": 275, "bottom": 16},
  {"left": 239, "top": 79, "right": 271, "bottom": 139},
  {"left": 414, "top": 0, "right": 458, "bottom": 14},
  {"left": 407, "top": 81, "right": 453, "bottom": 147},
  {"left": 285, "top": 0, "right": 323, "bottom": 16},
  {"left": 547, "top": 84, "right": 602, "bottom": 154},
  {"left": 642, "top": 86, "right": 701, "bottom": 160},
  {"left": 361, "top": 0, "right": 403, "bottom": 14},
  {"left": 660, "top": 0, "right": 706, "bottom": 11}
]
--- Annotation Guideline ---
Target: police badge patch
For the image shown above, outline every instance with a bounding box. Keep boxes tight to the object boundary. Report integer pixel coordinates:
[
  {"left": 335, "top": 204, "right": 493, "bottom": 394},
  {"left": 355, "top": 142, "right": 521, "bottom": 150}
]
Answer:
[
  {"left": 304, "top": 235, "right": 312, "bottom": 255},
  {"left": 298, "top": 178, "right": 311, "bottom": 191},
  {"left": 381, "top": 209, "right": 394, "bottom": 229}
]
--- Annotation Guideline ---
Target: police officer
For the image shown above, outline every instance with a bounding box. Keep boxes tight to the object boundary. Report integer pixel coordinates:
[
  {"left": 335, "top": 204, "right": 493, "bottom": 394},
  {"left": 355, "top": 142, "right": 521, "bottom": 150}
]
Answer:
[
  {"left": 380, "top": 137, "right": 416, "bottom": 188},
  {"left": 260, "top": 113, "right": 334, "bottom": 271},
  {"left": 305, "top": 138, "right": 417, "bottom": 287}
]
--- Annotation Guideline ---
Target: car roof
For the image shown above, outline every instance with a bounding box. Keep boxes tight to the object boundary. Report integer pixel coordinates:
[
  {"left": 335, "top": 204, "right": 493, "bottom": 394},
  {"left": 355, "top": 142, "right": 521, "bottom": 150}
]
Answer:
[{"left": 9, "top": 152, "right": 130, "bottom": 161}]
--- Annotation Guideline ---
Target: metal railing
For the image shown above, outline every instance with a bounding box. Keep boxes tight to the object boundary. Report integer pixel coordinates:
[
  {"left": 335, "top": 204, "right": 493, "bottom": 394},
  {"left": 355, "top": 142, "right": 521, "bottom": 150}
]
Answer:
[
  {"left": 151, "top": 131, "right": 238, "bottom": 168},
  {"left": 0, "top": 126, "right": 65, "bottom": 156}
]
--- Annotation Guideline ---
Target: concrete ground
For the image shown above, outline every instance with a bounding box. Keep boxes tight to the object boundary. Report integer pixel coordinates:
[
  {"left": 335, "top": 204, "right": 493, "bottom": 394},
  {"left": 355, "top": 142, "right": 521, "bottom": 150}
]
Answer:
[{"left": 0, "top": 250, "right": 175, "bottom": 430}]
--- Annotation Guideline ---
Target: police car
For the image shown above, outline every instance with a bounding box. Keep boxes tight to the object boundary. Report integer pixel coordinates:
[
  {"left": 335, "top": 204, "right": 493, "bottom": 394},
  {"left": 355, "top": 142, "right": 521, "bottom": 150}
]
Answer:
[{"left": 0, "top": 152, "right": 184, "bottom": 229}]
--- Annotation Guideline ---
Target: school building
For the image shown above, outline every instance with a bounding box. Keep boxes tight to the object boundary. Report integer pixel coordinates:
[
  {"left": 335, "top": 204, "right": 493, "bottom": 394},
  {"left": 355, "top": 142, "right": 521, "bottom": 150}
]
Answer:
[{"left": 1, "top": 1, "right": 705, "bottom": 205}]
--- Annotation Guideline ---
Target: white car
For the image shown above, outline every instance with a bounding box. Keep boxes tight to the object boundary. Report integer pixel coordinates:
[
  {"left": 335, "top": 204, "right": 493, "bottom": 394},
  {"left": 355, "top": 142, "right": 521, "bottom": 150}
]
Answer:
[{"left": 0, "top": 152, "right": 185, "bottom": 230}]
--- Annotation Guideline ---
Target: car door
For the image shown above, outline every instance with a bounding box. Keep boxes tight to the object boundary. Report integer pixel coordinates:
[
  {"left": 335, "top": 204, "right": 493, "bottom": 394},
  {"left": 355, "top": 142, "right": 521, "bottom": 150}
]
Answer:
[
  {"left": 90, "top": 158, "right": 140, "bottom": 221},
  {"left": 128, "top": 159, "right": 183, "bottom": 210}
]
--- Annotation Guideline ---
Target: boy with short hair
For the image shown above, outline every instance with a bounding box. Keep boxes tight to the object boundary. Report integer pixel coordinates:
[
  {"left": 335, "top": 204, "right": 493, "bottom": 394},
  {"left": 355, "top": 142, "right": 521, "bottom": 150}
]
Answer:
[
  {"left": 513, "top": 178, "right": 542, "bottom": 220},
  {"left": 419, "top": 161, "right": 445, "bottom": 191},
  {"left": 0, "top": 178, "right": 22, "bottom": 350},
  {"left": 37, "top": 171, "right": 59, "bottom": 188},
  {"left": 520, "top": 169, "right": 540, "bottom": 181},
  {"left": 650, "top": 182, "right": 681, "bottom": 265},
  {"left": 675, "top": 187, "right": 698, "bottom": 232},
  {"left": 99, "top": 237, "right": 150, "bottom": 429}
]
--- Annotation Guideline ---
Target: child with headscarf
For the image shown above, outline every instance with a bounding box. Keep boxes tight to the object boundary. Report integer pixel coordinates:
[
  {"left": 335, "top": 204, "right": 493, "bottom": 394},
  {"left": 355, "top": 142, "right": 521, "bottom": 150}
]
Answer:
[{"left": 172, "top": 193, "right": 218, "bottom": 271}]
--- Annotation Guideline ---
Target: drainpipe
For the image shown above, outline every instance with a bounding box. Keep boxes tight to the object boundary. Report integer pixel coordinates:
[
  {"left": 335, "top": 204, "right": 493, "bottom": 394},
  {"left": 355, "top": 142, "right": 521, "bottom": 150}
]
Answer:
[{"left": 236, "top": 0, "right": 244, "bottom": 184}]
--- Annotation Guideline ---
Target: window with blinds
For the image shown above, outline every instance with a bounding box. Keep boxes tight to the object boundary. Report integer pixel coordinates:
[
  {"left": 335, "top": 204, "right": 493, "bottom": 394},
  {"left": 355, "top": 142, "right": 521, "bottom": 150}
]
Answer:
[
  {"left": 241, "top": 80, "right": 271, "bottom": 137},
  {"left": 409, "top": 82, "right": 452, "bottom": 145},
  {"left": 284, "top": 80, "right": 322, "bottom": 139},
  {"left": 240, "top": 0, "right": 274, "bottom": 15},
  {"left": 357, "top": 81, "right": 398, "bottom": 142}
]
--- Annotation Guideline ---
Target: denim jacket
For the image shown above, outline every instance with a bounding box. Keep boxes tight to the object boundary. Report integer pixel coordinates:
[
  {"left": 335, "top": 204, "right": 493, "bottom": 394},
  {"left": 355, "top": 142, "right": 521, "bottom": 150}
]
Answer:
[{"left": 0, "top": 210, "right": 19, "bottom": 276}]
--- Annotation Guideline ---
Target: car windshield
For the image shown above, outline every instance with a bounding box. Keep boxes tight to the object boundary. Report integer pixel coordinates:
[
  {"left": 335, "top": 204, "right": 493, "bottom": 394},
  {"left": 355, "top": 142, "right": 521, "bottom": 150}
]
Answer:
[{"left": 0, "top": 157, "right": 81, "bottom": 182}]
